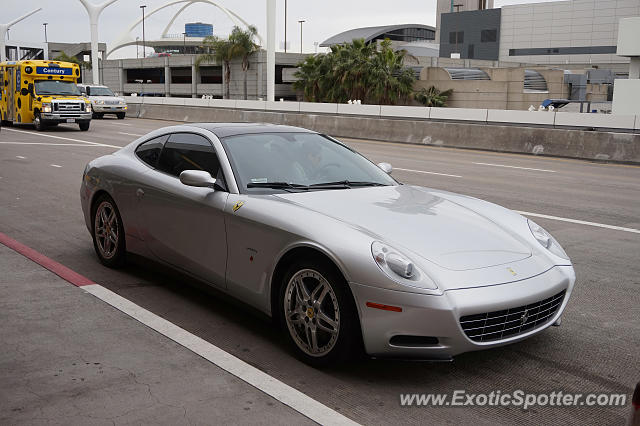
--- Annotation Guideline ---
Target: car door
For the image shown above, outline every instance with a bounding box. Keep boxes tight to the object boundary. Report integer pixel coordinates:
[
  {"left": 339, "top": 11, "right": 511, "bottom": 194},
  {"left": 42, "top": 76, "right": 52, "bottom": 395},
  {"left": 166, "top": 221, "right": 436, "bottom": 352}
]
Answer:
[{"left": 134, "top": 132, "right": 229, "bottom": 288}]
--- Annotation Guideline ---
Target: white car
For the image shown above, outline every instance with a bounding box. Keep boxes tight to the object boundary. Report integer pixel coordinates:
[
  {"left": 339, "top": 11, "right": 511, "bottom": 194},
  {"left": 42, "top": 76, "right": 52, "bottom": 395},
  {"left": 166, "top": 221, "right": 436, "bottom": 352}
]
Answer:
[{"left": 78, "top": 84, "right": 127, "bottom": 119}]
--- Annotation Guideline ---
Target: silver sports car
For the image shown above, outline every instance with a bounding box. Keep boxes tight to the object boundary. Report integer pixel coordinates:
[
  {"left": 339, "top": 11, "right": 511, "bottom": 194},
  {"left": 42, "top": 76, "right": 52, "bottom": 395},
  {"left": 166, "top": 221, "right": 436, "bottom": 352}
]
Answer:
[{"left": 80, "top": 123, "right": 575, "bottom": 366}]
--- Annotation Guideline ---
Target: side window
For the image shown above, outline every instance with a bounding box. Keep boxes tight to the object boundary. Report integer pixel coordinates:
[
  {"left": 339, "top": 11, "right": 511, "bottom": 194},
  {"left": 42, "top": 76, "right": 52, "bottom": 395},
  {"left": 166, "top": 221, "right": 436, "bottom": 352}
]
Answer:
[
  {"left": 135, "top": 135, "right": 168, "bottom": 168},
  {"left": 157, "top": 133, "right": 225, "bottom": 187}
]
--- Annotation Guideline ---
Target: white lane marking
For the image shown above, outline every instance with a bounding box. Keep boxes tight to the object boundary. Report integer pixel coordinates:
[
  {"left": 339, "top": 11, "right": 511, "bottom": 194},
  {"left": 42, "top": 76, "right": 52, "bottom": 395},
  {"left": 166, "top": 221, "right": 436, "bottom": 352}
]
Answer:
[
  {"left": 50, "top": 164, "right": 62, "bottom": 168},
  {"left": 117, "top": 131, "right": 144, "bottom": 137},
  {"left": 473, "top": 162, "right": 556, "bottom": 173},
  {"left": 394, "top": 167, "right": 462, "bottom": 178},
  {"left": 0, "top": 142, "right": 113, "bottom": 147},
  {"left": 2, "top": 128, "right": 122, "bottom": 149},
  {"left": 16, "top": 155, "right": 26, "bottom": 159},
  {"left": 517, "top": 211, "right": 640, "bottom": 235},
  {"left": 82, "top": 284, "right": 358, "bottom": 426}
]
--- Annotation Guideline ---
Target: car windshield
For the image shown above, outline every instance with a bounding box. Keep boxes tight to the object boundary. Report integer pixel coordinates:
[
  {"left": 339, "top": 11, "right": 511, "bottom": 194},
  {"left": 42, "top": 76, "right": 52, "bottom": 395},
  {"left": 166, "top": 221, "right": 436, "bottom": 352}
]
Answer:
[
  {"left": 89, "top": 86, "right": 115, "bottom": 96},
  {"left": 35, "top": 80, "right": 81, "bottom": 96},
  {"left": 221, "top": 132, "right": 397, "bottom": 193}
]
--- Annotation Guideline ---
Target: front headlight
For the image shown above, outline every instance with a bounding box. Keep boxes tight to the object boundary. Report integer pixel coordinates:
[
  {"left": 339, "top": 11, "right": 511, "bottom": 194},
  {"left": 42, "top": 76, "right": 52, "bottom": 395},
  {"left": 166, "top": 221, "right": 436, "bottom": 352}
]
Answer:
[
  {"left": 371, "top": 241, "right": 437, "bottom": 289},
  {"left": 95, "top": 100, "right": 104, "bottom": 105},
  {"left": 41, "top": 103, "right": 52, "bottom": 113},
  {"left": 86, "top": 103, "right": 92, "bottom": 112},
  {"left": 528, "top": 219, "right": 569, "bottom": 260}
]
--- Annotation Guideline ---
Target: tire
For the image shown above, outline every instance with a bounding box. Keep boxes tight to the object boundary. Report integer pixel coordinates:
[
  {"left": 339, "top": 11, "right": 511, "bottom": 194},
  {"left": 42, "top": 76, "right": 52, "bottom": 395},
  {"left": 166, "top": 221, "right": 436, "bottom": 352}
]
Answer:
[
  {"left": 116, "top": 113, "right": 126, "bottom": 120},
  {"left": 91, "top": 194, "right": 126, "bottom": 268},
  {"left": 279, "top": 257, "right": 361, "bottom": 367},
  {"left": 33, "top": 112, "right": 45, "bottom": 131},
  {"left": 79, "top": 121, "right": 90, "bottom": 131}
]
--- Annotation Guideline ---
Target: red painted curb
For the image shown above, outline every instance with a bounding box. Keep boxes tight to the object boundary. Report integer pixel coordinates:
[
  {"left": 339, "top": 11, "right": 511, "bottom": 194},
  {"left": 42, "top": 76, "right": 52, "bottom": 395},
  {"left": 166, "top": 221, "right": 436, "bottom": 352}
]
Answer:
[{"left": 0, "top": 232, "right": 95, "bottom": 287}]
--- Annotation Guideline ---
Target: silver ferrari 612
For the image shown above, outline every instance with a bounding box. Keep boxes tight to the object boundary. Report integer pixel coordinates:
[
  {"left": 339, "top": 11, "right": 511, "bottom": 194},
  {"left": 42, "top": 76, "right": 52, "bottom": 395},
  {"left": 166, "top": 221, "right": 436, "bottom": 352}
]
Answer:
[{"left": 80, "top": 123, "right": 575, "bottom": 366}]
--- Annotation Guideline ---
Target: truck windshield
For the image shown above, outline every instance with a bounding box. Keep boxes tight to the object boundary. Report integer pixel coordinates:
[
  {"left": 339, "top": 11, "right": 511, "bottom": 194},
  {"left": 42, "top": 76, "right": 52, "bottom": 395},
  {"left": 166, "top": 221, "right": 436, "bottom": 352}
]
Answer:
[
  {"left": 35, "top": 80, "right": 81, "bottom": 96},
  {"left": 89, "top": 87, "right": 115, "bottom": 96}
]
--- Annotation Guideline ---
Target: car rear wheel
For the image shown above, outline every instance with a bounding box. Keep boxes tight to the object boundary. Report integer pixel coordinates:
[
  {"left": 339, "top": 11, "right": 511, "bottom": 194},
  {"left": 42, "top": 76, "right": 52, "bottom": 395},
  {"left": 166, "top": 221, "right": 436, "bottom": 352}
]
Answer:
[
  {"left": 280, "top": 258, "right": 360, "bottom": 367},
  {"left": 116, "top": 113, "right": 125, "bottom": 120},
  {"left": 79, "top": 121, "right": 90, "bottom": 131},
  {"left": 92, "top": 194, "right": 126, "bottom": 267}
]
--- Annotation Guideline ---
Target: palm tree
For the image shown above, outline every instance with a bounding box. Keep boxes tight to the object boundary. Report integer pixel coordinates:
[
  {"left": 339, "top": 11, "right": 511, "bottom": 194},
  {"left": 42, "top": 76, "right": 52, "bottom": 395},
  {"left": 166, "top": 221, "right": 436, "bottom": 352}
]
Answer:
[
  {"left": 414, "top": 86, "right": 453, "bottom": 107},
  {"left": 229, "top": 25, "right": 260, "bottom": 100},
  {"left": 293, "top": 38, "right": 415, "bottom": 105},
  {"left": 196, "top": 35, "right": 234, "bottom": 99},
  {"left": 196, "top": 26, "right": 259, "bottom": 100}
]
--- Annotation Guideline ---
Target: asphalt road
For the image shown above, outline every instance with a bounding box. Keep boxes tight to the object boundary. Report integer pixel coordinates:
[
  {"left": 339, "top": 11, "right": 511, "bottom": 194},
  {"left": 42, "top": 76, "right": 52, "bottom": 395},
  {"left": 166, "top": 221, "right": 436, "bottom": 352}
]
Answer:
[{"left": 1, "top": 117, "right": 639, "bottom": 425}]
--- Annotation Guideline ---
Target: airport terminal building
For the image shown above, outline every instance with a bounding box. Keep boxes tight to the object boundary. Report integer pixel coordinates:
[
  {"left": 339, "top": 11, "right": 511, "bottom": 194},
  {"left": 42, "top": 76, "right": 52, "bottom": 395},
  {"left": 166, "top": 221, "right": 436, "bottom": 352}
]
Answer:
[{"left": 438, "top": 0, "right": 639, "bottom": 68}]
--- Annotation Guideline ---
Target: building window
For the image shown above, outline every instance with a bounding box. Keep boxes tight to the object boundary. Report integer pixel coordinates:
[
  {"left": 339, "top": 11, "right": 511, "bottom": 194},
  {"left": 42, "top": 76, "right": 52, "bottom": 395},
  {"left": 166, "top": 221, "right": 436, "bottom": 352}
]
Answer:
[
  {"left": 126, "top": 68, "right": 164, "bottom": 84},
  {"left": 200, "top": 66, "right": 222, "bottom": 84},
  {"left": 509, "top": 46, "right": 617, "bottom": 56},
  {"left": 481, "top": 29, "right": 497, "bottom": 43},
  {"left": 276, "top": 65, "right": 297, "bottom": 84},
  {"left": 449, "top": 31, "right": 464, "bottom": 44},
  {"left": 171, "top": 67, "right": 192, "bottom": 84}
]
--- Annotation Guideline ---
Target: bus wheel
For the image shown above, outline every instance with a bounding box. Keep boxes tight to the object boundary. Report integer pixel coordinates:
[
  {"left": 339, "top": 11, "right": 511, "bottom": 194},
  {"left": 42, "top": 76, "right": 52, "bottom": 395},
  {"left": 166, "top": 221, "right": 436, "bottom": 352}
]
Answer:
[
  {"left": 79, "top": 121, "right": 90, "bottom": 131},
  {"left": 33, "top": 113, "right": 46, "bottom": 131}
]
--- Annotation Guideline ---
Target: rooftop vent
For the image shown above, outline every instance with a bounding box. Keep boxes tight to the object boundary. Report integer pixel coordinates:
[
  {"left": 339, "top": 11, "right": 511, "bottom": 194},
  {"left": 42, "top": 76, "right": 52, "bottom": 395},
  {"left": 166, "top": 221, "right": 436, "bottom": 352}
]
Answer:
[
  {"left": 524, "top": 69, "right": 548, "bottom": 91},
  {"left": 444, "top": 68, "right": 490, "bottom": 80}
]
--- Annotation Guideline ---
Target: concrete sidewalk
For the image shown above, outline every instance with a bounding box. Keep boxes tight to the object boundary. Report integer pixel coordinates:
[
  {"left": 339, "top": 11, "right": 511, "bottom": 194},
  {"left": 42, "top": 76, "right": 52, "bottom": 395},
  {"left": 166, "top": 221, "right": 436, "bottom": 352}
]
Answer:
[{"left": 0, "top": 245, "right": 312, "bottom": 425}]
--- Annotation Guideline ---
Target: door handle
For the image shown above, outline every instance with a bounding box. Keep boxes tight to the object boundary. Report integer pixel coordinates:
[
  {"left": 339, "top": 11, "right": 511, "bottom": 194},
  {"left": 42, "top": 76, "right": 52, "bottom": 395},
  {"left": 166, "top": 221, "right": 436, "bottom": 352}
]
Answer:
[{"left": 136, "top": 188, "right": 145, "bottom": 199}]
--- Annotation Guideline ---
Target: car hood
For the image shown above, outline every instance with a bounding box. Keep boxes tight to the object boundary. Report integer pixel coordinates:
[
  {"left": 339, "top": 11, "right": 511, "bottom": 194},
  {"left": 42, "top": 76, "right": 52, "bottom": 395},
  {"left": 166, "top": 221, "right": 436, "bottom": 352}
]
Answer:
[
  {"left": 275, "top": 185, "right": 532, "bottom": 271},
  {"left": 89, "top": 96, "right": 125, "bottom": 102}
]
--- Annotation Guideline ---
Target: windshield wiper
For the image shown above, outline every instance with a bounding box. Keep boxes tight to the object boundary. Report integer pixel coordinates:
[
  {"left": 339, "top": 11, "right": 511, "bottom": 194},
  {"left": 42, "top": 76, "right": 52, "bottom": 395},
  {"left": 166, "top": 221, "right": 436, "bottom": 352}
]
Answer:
[
  {"left": 247, "top": 182, "right": 310, "bottom": 191},
  {"left": 309, "top": 180, "right": 387, "bottom": 188}
]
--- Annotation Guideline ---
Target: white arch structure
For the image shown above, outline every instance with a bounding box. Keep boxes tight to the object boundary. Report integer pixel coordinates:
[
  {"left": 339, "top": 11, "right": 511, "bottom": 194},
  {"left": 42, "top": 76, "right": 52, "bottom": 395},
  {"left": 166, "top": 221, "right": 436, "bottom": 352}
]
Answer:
[{"left": 107, "top": 0, "right": 263, "bottom": 58}]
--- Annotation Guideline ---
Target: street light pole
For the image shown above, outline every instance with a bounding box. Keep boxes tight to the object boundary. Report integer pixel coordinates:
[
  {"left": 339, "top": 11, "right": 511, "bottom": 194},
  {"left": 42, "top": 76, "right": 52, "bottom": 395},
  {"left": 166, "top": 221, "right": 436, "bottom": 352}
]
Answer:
[
  {"left": 182, "top": 32, "right": 186, "bottom": 54},
  {"left": 298, "top": 20, "right": 305, "bottom": 54},
  {"left": 43, "top": 23, "right": 48, "bottom": 43},
  {"left": 140, "top": 5, "right": 146, "bottom": 59},
  {"left": 136, "top": 36, "right": 139, "bottom": 58},
  {"left": 284, "top": 0, "right": 287, "bottom": 53}
]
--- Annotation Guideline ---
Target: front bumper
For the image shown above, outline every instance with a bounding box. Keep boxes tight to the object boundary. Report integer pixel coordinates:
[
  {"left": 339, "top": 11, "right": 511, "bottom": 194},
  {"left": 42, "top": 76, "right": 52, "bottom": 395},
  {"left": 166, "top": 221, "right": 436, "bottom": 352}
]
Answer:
[
  {"left": 93, "top": 105, "right": 127, "bottom": 113},
  {"left": 41, "top": 112, "right": 92, "bottom": 123},
  {"left": 350, "top": 265, "right": 575, "bottom": 359}
]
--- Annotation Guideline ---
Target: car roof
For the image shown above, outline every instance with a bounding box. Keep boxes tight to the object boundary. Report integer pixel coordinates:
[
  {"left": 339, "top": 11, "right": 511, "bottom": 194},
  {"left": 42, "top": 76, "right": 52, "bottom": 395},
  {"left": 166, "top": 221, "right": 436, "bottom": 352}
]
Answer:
[{"left": 188, "top": 122, "right": 316, "bottom": 138}]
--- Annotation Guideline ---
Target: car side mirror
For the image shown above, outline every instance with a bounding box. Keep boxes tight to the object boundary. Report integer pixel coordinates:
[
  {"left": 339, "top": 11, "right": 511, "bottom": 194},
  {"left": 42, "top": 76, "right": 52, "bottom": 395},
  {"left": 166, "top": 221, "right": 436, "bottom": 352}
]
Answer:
[
  {"left": 378, "top": 162, "right": 393, "bottom": 174},
  {"left": 179, "top": 170, "right": 216, "bottom": 188}
]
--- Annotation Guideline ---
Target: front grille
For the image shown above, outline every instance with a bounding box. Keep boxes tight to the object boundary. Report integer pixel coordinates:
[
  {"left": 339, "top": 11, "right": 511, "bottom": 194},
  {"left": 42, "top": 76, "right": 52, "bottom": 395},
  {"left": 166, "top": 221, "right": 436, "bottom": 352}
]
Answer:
[
  {"left": 105, "top": 100, "right": 120, "bottom": 105},
  {"left": 53, "top": 102, "right": 83, "bottom": 112},
  {"left": 460, "top": 290, "right": 566, "bottom": 342}
]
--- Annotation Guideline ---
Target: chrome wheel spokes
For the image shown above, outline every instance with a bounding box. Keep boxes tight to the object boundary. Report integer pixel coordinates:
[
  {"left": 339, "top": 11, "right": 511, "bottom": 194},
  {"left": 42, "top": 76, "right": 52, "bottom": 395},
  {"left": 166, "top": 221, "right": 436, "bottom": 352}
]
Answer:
[
  {"left": 284, "top": 269, "right": 340, "bottom": 357},
  {"left": 94, "top": 201, "right": 119, "bottom": 259}
]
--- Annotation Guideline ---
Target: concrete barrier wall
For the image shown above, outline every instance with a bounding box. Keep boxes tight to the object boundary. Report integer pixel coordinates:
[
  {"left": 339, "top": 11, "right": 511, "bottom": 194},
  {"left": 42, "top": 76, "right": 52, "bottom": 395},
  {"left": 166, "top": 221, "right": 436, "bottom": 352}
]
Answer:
[{"left": 125, "top": 100, "right": 640, "bottom": 164}]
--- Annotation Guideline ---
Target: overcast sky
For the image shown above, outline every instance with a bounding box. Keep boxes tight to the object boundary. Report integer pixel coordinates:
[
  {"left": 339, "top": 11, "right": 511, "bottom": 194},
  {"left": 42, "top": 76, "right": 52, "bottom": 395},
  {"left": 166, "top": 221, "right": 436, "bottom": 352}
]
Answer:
[{"left": 4, "top": 0, "right": 561, "bottom": 59}]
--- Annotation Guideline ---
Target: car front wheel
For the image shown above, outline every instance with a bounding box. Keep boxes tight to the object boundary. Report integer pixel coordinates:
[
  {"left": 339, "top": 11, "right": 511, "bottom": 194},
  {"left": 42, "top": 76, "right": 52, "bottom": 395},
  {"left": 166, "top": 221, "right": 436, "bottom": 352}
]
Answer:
[
  {"left": 280, "top": 259, "right": 360, "bottom": 367},
  {"left": 92, "top": 194, "right": 126, "bottom": 267}
]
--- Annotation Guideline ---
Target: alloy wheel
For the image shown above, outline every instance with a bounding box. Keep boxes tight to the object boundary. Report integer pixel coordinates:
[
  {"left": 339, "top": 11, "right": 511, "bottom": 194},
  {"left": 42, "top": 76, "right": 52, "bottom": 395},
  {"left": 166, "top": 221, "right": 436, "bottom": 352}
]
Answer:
[{"left": 284, "top": 269, "right": 340, "bottom": 357}]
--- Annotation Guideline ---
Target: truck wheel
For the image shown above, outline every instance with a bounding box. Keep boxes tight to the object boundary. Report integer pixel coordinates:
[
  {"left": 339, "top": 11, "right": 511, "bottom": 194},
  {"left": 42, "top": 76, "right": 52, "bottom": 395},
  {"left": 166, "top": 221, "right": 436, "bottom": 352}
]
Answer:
[
  {"left": 116, "top": 113, "right": 126, "bottom": 120},
  {"left": 79, "top": 121, "right": 90, "bottom": 131},
  {"left": 33, "top": 113, "right": 45, "bottom": 131}
]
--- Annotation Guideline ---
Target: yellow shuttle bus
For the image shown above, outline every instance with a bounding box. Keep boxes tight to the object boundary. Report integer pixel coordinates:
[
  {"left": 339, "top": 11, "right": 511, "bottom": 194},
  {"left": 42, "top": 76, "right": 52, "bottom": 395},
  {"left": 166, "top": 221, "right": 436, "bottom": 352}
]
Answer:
[{"left": 0, "top": 60, "right": 92, "bottom": 131}]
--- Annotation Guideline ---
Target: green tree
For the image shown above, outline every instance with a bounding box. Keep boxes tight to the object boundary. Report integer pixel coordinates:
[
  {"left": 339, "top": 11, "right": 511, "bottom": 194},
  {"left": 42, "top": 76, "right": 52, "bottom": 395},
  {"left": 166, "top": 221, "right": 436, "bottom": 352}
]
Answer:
[
  {"left": 229, "top": 25, "right": 260, "bottom": 100},
  {"left": 196, "top": 26, "right": 259, "bottom": 100},
  {"left": 414, "top": 86, "right": 453, "bottom": 107},
  {"left": 293, "top": 39, "right": 415, "bottom": 105}
]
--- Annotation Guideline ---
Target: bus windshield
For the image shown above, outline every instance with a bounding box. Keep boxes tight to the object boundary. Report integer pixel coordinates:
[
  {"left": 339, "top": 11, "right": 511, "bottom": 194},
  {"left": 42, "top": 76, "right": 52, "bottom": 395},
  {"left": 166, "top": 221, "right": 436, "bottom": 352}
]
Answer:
[{"left": 34, "top": 80, "right": 81, "bottom": 96}]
